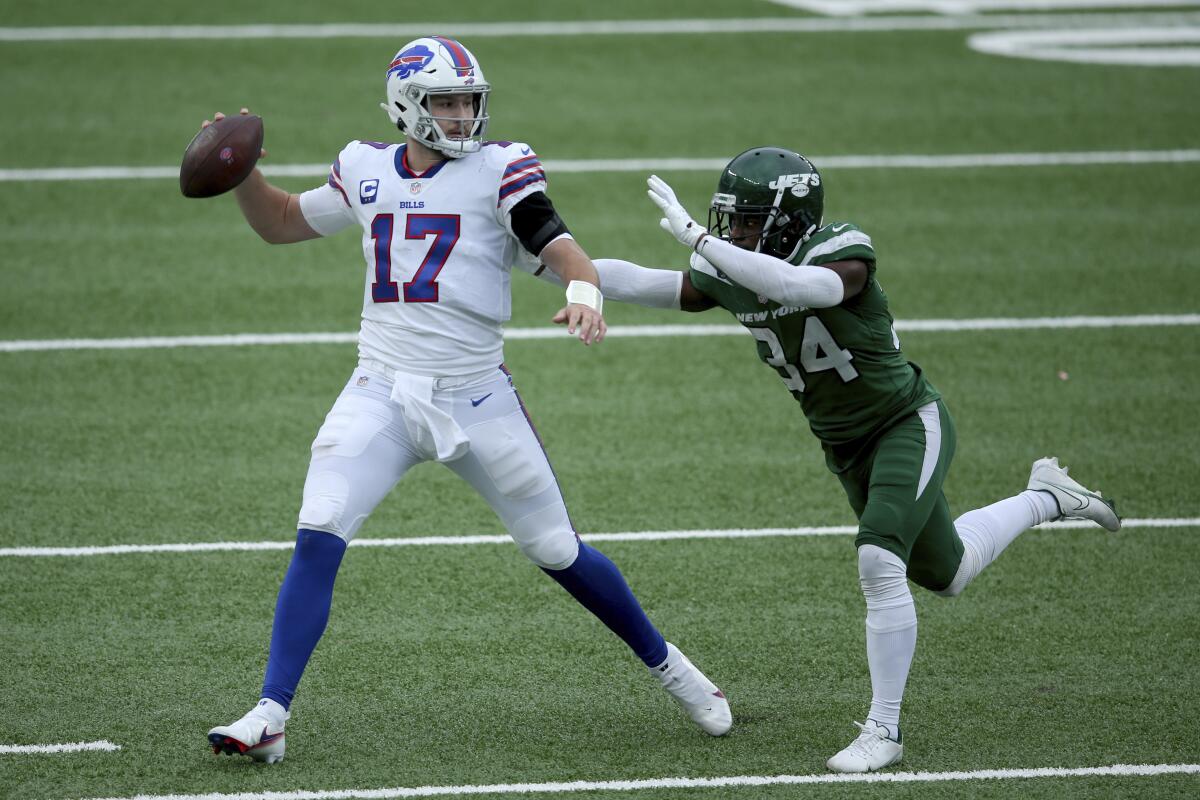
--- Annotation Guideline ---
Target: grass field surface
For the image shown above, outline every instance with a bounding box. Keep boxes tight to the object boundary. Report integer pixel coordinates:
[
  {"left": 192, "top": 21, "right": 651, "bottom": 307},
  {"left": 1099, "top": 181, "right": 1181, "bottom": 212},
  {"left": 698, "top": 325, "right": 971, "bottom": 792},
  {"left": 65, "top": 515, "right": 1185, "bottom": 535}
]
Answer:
[{"left": 1, "top": 2, "right": 1197, "bottom": 799}]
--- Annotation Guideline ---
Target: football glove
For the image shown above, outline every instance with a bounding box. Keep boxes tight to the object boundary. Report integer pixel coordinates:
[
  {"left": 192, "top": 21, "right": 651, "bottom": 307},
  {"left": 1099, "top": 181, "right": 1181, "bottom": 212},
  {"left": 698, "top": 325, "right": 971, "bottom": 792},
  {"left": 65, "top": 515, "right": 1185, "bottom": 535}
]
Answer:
[{"left": 647, "top": 175, "right": 707, "bottom": 250}]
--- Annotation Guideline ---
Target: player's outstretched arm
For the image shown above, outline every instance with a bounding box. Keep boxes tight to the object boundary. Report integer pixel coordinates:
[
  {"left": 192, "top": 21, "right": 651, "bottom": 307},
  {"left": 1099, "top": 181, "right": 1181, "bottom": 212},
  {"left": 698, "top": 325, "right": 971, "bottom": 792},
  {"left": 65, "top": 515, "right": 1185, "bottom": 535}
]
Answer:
[
  {"left": 201, "top": 110, "right": 320, "bottom": 245},
  {"left": 647, "top": 174, "right": 864, "bottom": 307},
  {"left": 694, "top": 237, "right": 865, "bottom": 308},
  {"left": 590, "top": 259, "right": 716, "bottom": 313},
  {"left": 543, "top": 237, "right": 606, "bottom": 346}
]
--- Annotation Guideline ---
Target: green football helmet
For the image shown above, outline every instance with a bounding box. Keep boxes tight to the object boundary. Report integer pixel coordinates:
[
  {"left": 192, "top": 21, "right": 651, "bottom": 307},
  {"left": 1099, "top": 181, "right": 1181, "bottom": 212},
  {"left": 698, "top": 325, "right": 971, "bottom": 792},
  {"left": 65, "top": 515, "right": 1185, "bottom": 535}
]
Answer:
[{"left": 708, "top": 146, "right": 824, "bottom": 261}]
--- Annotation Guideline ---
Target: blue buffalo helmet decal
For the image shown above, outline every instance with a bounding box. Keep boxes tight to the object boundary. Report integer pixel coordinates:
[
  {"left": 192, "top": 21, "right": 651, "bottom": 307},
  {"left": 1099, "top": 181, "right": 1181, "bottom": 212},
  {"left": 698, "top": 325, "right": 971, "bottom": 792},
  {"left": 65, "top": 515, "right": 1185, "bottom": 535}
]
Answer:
[{"left": 387, "top": 44, "right": 435, "bottom": 80}]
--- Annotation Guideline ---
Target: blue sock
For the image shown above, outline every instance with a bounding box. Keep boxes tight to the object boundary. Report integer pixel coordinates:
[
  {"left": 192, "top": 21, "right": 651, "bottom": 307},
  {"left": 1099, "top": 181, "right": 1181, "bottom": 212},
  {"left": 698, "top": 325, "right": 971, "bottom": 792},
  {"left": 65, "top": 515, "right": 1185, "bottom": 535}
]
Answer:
[
  {"left": 260, "top": 529, "right": 347, "bottom": 710},
  {"left": 543, "top": 541, "right": 668, "bottom": 667}
]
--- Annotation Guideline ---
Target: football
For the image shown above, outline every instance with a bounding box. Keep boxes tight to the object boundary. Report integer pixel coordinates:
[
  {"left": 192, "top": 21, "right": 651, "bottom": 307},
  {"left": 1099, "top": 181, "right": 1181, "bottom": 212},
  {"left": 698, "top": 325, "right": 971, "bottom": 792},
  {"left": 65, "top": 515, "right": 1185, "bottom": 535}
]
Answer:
[{"left": 179, "top": 114, "right": 264, "bottom": 198}]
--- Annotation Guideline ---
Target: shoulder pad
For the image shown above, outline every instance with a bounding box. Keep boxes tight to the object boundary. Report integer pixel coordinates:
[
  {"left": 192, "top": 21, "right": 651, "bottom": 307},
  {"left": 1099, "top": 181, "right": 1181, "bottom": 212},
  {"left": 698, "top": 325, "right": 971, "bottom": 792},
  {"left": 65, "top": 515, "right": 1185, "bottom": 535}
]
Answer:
[
  {"left": 493, "top": 142, "right": 547, "bottom": 206},
  {"left": 800, "top": 222, "right": 874, "bottom": 266},
  {"left": 815, "top": 221, "right": 863, "bottom": 238},
  {"left": 481, "top": 140, "right": 538, "bottom": 168},
  {"left": 325, "top": 141, "right": 391, "bottom": 205},
  {"left": 337, "top": 139, "right": 397, "bottom": 166}
]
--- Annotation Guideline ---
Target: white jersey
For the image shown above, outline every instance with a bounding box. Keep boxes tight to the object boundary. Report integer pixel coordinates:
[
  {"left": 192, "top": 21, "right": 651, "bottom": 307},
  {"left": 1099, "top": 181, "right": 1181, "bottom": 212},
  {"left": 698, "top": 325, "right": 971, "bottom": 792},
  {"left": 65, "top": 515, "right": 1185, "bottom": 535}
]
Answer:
[{"left": 299, "top": 139, "right": 549, "bottom": 376}]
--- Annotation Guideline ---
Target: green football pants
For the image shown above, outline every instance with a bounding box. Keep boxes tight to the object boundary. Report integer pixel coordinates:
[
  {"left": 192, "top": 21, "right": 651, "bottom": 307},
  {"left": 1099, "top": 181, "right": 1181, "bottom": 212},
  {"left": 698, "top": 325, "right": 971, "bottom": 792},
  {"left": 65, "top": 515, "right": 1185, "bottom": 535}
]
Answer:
[{"left": 836, "top": 400, "right": 964, "bottom": 591}]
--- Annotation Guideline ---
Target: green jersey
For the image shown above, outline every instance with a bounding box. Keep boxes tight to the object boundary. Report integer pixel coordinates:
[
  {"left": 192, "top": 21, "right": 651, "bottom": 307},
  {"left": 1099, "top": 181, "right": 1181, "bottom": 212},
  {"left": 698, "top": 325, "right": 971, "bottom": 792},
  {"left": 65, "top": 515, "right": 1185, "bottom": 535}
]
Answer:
[{"left": 689, "top": 222, "right": 939, "bottom": 466}]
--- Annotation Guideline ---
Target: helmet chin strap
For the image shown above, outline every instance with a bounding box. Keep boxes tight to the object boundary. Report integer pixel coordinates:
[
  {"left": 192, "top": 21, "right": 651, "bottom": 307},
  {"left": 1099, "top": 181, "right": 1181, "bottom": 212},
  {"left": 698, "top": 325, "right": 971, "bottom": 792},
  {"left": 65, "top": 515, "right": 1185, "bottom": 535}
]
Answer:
[{"left": 779, "top": 233, "right": 806, "bottom": 262}]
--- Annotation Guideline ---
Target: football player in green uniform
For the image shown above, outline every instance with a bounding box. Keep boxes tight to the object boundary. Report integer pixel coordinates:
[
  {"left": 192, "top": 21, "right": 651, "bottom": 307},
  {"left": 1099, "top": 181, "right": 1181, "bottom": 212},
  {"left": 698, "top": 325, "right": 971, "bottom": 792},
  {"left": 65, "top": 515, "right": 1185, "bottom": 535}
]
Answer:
[{"left": 566, "top": 146, "right": 1120, "bottom": 773}]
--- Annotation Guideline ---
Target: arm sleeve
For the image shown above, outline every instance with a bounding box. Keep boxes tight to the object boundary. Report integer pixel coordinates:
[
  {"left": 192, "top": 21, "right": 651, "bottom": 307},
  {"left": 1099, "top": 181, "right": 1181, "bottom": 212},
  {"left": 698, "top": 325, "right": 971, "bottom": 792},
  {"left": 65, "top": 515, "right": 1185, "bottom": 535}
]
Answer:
[
  {"left": 509, "top": 191, "right": 570, "bottom": 256},
  {"left": 299, "top": 183, "right": 356, "bottom": 237},
  {"left": 592, "top": 258, "right": 684, "bottom": 309},
  {"left": 694, "top": 235, "right": 844, "bottom": 308}
]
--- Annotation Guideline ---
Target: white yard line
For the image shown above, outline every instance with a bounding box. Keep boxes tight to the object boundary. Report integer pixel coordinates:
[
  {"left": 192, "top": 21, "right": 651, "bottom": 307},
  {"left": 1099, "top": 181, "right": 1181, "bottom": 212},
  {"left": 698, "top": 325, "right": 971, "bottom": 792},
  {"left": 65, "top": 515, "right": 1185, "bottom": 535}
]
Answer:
[
  {"left": 0, "top": 331, "right": 361, "bottom": 353},
  {"left": 769, "top": 0, "right": 1200, "bottom": 14},
  {"left": 3, "top": 12, "right": 1200, "bottom": 41},
  {"left": 75, "top": 762, "right": 1200, "bottom": 800},
  {"left": 1, "top": 315, "right": 1197, "bottom": 354},
  {"left": 2, "top": 518, "right": 1194, "bottom": 558},
  {"left": 4, "top": 149, "right": 1199, "bottom": 183},
  {"left": 968, "top": 25, "right": 1200, "bottom": 64},
  {"left": 0, "top": 740, "right": 120, "bottom": 755}
]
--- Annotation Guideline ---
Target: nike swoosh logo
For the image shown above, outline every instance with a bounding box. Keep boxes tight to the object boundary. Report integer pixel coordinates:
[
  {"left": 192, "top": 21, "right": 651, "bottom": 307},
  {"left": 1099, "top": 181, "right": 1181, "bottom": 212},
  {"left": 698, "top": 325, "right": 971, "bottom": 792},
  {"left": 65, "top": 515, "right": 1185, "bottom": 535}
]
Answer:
[
  {"left": 258, "top": 729, "right": 284, "bottom": 745},
  {"left": 1060, "top": 488, "right": 1089, "bottom": 511},
  {"left": 830, "top": 224, "right": 849, "bottom": 232},
  {"left": 471, "top": 393, "right": 493, "bottom": 407}
]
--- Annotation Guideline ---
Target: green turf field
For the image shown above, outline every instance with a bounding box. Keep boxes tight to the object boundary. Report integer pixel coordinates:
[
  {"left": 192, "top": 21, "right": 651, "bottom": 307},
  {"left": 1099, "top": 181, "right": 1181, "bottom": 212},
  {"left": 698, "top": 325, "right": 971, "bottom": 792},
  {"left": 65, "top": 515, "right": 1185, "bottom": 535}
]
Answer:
[{"left": 1, "top": 2, "right": 1198, "bottom": 799}]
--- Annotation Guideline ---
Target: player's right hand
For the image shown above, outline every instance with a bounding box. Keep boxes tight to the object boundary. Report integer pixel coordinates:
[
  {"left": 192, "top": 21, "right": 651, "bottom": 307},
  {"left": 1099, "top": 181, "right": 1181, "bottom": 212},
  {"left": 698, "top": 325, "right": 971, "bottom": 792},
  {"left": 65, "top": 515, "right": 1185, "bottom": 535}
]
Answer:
[
  {"left": 201, "top": 108, "right": 269, "bottom": 159},
  {"left": 552, "top": 304, "right": 606, "bottom": 346}
]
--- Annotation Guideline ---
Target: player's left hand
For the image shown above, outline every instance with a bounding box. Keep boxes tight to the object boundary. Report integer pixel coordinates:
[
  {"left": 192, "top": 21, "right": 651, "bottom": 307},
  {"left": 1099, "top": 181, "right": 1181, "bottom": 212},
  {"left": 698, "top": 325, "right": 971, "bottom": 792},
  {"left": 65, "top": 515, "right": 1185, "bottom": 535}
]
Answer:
[
  {"left": 647, "top": 174, "right": 706, "bottom": 249},
  {"left": 552, "top": 304, "right": 607, "bottom": 346}
]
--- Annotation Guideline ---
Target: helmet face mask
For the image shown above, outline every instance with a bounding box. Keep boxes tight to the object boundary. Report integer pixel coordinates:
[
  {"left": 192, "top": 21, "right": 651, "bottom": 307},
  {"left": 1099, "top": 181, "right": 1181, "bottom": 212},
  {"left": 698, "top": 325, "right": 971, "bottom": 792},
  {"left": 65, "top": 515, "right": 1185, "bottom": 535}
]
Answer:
[
  {"left": 381, "top": 37, "right": 491, "bottom": 158},
  {"left": 707, "top": 147, "right": 824, "bottom": 260},
  {"left": 709, "top": 195, "right": 774, "bottom": 252}
]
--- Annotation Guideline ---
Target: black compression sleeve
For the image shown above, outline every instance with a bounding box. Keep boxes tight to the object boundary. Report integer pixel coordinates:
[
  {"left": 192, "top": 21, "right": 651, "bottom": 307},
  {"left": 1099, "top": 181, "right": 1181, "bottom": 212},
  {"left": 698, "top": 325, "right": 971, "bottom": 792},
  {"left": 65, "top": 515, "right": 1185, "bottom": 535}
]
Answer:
[{"left": 509, "top": 191, "right": 570, "bottom": 256}]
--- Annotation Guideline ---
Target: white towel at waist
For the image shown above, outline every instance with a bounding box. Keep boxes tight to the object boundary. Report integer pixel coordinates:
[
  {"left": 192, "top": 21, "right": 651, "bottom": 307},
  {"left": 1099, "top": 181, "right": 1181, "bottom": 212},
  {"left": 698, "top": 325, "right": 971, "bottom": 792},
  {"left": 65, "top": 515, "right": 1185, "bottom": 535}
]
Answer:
[{"left": 387, "top": 370, "right": 470, "bottom": 462}]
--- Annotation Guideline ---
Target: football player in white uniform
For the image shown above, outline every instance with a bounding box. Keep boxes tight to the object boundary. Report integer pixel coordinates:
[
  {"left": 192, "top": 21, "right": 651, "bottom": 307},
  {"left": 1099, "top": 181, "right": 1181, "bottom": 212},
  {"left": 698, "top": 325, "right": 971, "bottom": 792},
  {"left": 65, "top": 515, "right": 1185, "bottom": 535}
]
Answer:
[{"left": 203, "top": 37, "right": 730, "bottom": 763}]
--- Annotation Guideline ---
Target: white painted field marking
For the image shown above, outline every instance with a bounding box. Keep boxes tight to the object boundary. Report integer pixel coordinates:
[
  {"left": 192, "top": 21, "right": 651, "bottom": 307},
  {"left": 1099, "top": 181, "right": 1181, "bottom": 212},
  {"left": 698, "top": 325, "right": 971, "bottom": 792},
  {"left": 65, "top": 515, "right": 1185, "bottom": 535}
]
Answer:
[
  {"left": 0, "top": 740, "right": 120, "bottom": 754},
  {"left": 893, "top": 314, "right": 1200, "bottom": 330},
  {"left": 3, "top": 12, "right": 1199, "bottom": 42},
  {"left": 1, "top": 315, "right": 1196, "bottom": 354},
  {"left": 0, "top": 331, "right": 360, "bottom": 353},
  {"left": 5, "top": 149, "right": 1200, "bottom": 183},
  {"left": 772, "top": 0, "right": 1200, "bottom": 15},
  {"left": 2, "top": 518, "right": 1194, "bottom": 558},
  {"left": 970, "top": 26, "right": 1200, "bottom": 65},
  {"left": 75, "top": 762, "right": 1200, "bottom": 800}
]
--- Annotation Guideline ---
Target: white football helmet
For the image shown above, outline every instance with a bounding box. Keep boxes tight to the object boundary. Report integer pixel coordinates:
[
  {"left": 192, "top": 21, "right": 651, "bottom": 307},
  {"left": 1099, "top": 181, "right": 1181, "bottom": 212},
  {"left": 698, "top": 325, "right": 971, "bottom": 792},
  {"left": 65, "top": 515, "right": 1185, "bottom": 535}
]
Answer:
[{"left": 380, "top": 36, "right": 490, "bottom": 158}]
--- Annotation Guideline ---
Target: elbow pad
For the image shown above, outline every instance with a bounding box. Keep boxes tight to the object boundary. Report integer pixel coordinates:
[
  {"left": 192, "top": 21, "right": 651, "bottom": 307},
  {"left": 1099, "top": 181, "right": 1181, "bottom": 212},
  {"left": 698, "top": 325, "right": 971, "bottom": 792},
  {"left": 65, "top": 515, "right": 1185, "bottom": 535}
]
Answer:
[{"left": 510, "top": 192, "right": 570, "bottom": 256}]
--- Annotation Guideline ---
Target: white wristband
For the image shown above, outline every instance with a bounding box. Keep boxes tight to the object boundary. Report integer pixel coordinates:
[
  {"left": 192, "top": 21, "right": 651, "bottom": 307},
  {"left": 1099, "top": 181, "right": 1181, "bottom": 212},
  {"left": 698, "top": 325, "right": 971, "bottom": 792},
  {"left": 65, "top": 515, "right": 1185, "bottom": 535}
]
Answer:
[{"left": 565, "top": 280, "right": 603, "bottom": 314}]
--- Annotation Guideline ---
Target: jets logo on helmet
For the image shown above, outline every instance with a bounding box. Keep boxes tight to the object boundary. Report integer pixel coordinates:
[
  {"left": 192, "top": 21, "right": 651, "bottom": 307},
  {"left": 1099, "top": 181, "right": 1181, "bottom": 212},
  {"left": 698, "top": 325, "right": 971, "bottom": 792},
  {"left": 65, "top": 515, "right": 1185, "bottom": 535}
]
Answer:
[
  {"left": 708, "top": 147, "right": 824, "bottom": 261},
  {"left": 380, "top": 36, "right": 491, "bottom": 159},
  {"left": 768, "top": 172, "right": 820, "bottom": 198}
]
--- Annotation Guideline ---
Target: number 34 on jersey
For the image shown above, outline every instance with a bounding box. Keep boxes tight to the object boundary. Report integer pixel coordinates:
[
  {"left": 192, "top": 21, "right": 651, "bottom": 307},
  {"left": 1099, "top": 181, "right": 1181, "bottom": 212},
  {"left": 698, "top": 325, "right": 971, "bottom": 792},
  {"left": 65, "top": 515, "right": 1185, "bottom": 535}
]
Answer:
[{"left": 750, "top": 317, "right": 862, "bottom": 393}]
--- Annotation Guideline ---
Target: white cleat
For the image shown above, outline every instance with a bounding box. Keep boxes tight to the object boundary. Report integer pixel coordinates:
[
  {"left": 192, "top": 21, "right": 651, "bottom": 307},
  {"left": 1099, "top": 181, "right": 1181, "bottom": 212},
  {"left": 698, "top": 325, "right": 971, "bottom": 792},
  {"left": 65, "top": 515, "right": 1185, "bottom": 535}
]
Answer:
[
  {"left": 1027, "top": 456, "right": 1120, "bottom": 532},
  {"left": 652, "top": 642, "right": 732, "bottom": 736},
  {"left": 207, "top": 703, "right": 288, "bottom": 764},
  {"left": 826, "top": 720, "right": 903, "bottom": 773}
]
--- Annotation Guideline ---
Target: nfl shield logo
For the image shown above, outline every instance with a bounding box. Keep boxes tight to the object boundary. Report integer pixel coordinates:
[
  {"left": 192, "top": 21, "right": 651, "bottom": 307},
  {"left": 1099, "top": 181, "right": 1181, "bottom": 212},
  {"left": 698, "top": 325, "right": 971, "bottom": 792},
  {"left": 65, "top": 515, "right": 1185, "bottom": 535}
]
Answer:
[{"left": 410, "top": 181, "right": 422, "bottom": 195}]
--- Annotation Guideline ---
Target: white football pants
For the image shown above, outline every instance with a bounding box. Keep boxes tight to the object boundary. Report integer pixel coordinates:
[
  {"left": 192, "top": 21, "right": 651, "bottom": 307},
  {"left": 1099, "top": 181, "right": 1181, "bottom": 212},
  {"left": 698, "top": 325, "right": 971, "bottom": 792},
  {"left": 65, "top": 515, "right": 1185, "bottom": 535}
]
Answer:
[{"left": 297, "top": 364, "right": 580, "bottom": 570}]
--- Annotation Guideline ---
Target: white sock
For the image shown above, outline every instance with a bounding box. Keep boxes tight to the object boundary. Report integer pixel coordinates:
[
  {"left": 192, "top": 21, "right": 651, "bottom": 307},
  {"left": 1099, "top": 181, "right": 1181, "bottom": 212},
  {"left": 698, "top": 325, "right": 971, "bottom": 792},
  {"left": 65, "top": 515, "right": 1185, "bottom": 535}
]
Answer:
[
  {"left": 939, "top": 490, "right": 1058, "bottom": 597},
  {"left": 859, "top": 545, "right": 916, "bottom": 738}
]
